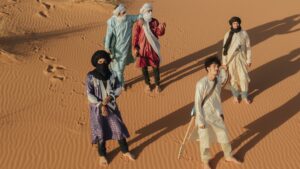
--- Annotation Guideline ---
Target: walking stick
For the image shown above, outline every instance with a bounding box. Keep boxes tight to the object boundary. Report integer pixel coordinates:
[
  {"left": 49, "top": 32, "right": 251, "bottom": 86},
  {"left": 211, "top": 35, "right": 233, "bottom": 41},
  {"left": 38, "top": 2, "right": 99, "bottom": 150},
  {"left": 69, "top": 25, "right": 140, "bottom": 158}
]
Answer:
[{"left": 177, "top": 116, "right": 195, "bottom": 159}]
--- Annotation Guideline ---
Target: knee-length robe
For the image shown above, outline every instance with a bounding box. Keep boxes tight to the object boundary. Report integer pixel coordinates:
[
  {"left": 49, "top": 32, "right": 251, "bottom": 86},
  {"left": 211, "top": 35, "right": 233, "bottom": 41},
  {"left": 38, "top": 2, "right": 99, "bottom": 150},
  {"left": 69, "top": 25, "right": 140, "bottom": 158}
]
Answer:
[
  {"left": 222, "top": 30, "right": 251, "bottom": 92},
  {"left": 190, "top": 74, "right": 230, "bottom": 149},
  {"left": 86, "top": 73, "right": 129, "bottom": 144},
  {"left": 132, "top": 18, "right": 165, "bottom": 68},
  {"left": 105, "top": 15, "right": 141, "bottom": 85}
]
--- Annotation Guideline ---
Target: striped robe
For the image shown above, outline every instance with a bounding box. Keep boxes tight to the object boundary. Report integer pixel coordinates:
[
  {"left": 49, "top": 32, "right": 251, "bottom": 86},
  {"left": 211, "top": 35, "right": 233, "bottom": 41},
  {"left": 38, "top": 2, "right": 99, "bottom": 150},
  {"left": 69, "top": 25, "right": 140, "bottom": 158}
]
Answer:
[{"left": 86, "top": 73, "right": 129, "bottom": 144}]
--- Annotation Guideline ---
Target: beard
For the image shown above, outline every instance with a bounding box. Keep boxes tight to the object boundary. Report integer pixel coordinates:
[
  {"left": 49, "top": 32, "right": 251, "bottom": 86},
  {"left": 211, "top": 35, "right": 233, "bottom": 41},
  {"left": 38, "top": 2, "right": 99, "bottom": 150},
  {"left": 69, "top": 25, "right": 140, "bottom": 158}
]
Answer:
[
  {"left": 143, "top": 12, "right": 152, "bottom": 22},
  {"left": 116, "top": 14, "right": 127, "bottom": 23}
]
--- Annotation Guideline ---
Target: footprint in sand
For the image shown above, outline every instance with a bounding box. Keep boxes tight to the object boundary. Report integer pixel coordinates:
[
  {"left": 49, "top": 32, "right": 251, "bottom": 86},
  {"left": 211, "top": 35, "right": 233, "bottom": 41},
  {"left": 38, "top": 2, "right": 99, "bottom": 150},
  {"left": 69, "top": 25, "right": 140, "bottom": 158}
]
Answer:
[
  {"left": 44, "top": 64, "right": 67, "bottom": 82},
  {"left": 44, "top": 64, "right": 66, "bottom": 74},
  {"left": 0, "top": 12, "right": 9, "bottom": 17},
  {"left": 51, "top": 74, "right": 66, "bottom": 81},
  {"left": 42, "top": 2, "right": 54, "bottom": 10},
  {"left": 8, "top": 0, "right": 18, "bottom": 3},
  {"left": 39, "top": 54, "right": 57, "bottom": 63},
  {"left": 38, "top": 11, "right": 48, "bottom": 18},
  {"left": 77, "top": 116, "right": 87, "bottom": 126}
]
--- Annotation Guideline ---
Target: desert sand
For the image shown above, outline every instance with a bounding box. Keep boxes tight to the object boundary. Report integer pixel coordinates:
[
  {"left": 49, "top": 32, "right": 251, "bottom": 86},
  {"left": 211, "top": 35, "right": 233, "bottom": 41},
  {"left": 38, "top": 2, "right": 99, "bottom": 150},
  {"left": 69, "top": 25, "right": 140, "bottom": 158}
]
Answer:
[{"left": 0, "top": 0, "right": 299, "bottom": 169}]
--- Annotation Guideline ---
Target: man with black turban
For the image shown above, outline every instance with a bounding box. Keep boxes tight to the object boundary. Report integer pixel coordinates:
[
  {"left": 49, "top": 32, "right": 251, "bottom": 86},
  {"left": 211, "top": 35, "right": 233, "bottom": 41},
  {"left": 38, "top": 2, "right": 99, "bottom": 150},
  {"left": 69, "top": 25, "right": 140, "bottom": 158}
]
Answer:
[
  {"left": 86, "top": 50, "right": 135, "bottom": 166},
  {"left": 222, "top": 16, "right": 252, "bottom": 104}
]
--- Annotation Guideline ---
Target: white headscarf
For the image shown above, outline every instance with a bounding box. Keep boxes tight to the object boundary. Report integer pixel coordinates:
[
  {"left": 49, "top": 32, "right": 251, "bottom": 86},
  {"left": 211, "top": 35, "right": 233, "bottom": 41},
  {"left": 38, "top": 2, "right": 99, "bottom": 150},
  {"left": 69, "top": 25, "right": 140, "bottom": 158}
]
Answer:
[
  {"left": 113, "top": 4, "right": 126, "bottom": 16},
  {"left": 139, "top": 3, "right": 162, "bottom": 62},
  {"left": 139, "top": 3, "right": 152, "bottom": 14},
  {"left": 140, "top": 3, "right": 153, "bottom": 23}
]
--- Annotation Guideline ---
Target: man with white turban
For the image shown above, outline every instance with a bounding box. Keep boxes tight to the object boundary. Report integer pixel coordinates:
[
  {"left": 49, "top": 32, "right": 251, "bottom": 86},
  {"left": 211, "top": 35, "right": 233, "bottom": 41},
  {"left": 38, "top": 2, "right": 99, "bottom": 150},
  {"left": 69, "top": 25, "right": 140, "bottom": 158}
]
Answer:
[
  {"left": 105, "top": 4, "right": 142, "bottom": 91},
  {"left": 132, "top": 3, "right": 166, "bottom": 93}
]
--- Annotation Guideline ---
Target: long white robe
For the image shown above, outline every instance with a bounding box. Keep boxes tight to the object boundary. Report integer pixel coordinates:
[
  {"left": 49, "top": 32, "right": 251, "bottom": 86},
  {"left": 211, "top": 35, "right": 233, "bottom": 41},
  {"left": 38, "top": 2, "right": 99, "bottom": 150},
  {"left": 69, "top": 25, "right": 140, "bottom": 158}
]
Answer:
[
  {"left": 190, "top": 75, "right": 230, "bottom": 149},
  {"left": 222, "top": 30, "right": 251, "bottom": 92}
]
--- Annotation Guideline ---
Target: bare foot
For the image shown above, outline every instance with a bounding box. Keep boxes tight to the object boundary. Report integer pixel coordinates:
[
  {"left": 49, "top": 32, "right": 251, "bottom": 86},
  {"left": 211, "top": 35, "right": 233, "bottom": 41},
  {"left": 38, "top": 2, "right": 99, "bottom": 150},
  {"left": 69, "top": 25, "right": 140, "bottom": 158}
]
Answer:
[
  {"left": 144, "top": 85, "right": 151, "bottom": 93},
  {"left": 233, "top": 97, "right": 239, "bottom": 103},
  {"left": 123, "top": 152, "right": 136, "bottom": 161},
  {"left": 225, "top": 156, "right": 242, "bottom": 165},
  {"left": 154, "top": 86, "right": 161, "bottom": 93},
  {"left": 243, "top": 98, "right": 252, "bottom": 104},
  {"left": 203, "top": 162, "right": 211, "bottom": 169},
  {"left": 99, "top": 156, "right": 108, "bottom": 166}
]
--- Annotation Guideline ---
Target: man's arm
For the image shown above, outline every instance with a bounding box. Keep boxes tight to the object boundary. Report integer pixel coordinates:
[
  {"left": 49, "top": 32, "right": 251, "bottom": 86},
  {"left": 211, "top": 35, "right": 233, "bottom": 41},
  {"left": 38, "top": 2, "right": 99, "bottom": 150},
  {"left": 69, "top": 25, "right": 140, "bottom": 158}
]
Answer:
[
  {"left": 128, "top": 14, "right": 143, "bottom": 22},
  {"left": 104, "top": 19, "right": 113, "bottom": 53},
  {"left": 154, "top": 19, "right": 166, "bottom": 36},
  {"left": 195, "top": 82, "right": 206, "bottom": 128},
  {"left": 86, "top": 75, "right": 103, "bottom": 107},
  {"left": 108, "top": 75, "right": 122, "bottom": 102},
  {"left": 132, "top": 20, "right": 142, "bottom": 57},
  {"left": 222, "top": 32, "right": 229, "bottom": 66},
  {"left": 245, "top": 31, "right": 252, "bottom": 65}
]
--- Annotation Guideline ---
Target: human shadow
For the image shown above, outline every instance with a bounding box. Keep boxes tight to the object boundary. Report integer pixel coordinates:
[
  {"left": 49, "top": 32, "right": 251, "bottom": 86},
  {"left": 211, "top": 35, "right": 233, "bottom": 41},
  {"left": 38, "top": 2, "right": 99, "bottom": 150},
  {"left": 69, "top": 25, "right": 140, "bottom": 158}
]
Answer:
[
  {"left": 126, "top": 14, "right": 300, "bottom": 90},
  {"left": 106, "top": 103, "right": 193, "bottom": 161},
  {"left": 249, "top": 48, "right": 300, "bottom": 99},
  {"left": 0, "top": 22, "right": 105, "bottom": 55},
  {"left": 210, "top": 93, "right": 300, "bottom": 168}
]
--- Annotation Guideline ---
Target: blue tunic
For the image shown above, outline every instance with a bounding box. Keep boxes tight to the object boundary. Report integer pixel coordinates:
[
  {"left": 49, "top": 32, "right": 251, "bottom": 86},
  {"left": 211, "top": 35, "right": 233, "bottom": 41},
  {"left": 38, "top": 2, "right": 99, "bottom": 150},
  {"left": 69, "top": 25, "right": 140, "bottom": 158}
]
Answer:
[{"left": 104, "top": 15, "right": 140, "bottom": 86}]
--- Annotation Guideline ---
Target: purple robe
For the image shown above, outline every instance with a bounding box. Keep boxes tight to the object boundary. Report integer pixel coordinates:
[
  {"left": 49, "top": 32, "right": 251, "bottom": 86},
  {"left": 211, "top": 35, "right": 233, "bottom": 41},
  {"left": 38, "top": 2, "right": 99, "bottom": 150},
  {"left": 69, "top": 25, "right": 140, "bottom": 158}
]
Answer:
[{"left": 86, "top": 73, "right": 130, "bottom": 144}]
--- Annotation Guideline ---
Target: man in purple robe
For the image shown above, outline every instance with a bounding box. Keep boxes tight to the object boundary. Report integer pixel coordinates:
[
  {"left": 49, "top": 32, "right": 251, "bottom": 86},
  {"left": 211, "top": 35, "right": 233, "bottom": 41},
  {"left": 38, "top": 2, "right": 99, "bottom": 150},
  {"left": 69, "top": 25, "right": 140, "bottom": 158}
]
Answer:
[{"left": 86, "top": 50, "right": 135, "bottom": 166}]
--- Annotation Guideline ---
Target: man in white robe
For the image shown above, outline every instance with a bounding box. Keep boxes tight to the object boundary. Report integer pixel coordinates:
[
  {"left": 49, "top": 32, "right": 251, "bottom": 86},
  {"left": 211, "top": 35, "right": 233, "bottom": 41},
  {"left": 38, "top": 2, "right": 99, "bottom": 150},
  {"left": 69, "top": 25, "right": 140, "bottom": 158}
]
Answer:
[
  {"left": 193, "top": 56, "right": 241, "bottom": 169},
  {"left": 222, "top": 16, "right": 252, "bottom": 104}
]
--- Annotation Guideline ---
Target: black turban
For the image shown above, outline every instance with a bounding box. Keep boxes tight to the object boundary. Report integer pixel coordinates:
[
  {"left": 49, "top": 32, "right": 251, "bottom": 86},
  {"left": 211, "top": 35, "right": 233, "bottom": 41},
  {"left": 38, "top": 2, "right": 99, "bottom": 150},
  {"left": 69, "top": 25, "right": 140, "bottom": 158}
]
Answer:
[{"left": 90, "top": 50, "right": 112, "bottom": 80}]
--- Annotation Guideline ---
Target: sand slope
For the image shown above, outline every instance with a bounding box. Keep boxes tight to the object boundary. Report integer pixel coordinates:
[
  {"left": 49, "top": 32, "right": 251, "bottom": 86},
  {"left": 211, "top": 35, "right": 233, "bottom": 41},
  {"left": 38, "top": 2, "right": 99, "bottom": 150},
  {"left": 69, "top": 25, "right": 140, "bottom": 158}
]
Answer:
[{"left": 0, "top": 0, "right": 299, "bottom": 169}]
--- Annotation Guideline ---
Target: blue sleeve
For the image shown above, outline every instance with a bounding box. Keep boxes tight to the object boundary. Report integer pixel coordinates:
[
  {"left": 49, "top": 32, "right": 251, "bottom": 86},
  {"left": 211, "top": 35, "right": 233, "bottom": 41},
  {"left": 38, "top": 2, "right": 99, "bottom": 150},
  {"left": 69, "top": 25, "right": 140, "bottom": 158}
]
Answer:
[
  {"left": 105, "top": 19, "right": 114, "bottom": 51},
  {"left": 109, "top": 75, "right": 122, "bottom": 100},
  {"left": 129, "top": 14, "right": 143, "bottom": 22},
  {"left": 86, "top": 75, "right": 101, "bottom": 104}
]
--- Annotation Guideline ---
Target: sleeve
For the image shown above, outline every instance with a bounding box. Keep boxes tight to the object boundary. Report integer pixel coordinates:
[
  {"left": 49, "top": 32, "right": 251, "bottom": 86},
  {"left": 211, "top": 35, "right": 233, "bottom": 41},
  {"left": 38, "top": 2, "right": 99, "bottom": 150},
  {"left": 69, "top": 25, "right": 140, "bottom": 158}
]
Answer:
[
  {"left": 109, "top": 75, "right": 122, "bottom": 101},
  {"left": 222, "top": 32, "right": 229, "bottom": 65},
  {"left": 245, "top": 31, "right": 252, "bottom": 64},
  {"left": 132, "top": 20, "right": 142, "bottom": 50},
  {"left": 86, "top": 75, "right": 102, "bottom": 107},
  {"left": 217, "top": 68, "right": 227, "bottom": 85},
  {"left": 104, "top": 19, "right": 113, "bottom": 51},
  {"left": 195, "top": 82, "right": 206, "bottom": 126},
  {"left": 129, "top": 14, "right": 143, "bottom": 22},
  {"left": 154, "top": 19, "right": 165, "bottom": 36}
]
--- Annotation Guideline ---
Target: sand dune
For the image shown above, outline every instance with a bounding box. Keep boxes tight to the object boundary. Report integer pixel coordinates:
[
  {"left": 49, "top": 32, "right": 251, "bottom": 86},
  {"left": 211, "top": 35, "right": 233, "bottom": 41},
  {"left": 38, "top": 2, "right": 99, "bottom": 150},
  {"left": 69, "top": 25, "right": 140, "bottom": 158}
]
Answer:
[{"left": 0, "top": 0, "right": 299, "bottom": 169}]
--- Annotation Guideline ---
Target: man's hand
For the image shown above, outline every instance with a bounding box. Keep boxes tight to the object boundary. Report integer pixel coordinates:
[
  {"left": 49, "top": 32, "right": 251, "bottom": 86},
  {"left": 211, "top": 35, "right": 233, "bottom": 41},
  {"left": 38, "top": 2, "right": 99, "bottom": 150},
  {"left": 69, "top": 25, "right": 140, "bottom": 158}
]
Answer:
[
  {"left": 101, "top": 106, "right": 109, "bottom": 117},
  {"left": 105, "top": 49, "right": 111, "bottom": 54},
  {"left": 221, "top": 114, "right": 224, "bottom": 121},
  {"left": 133, "top": 48, "right": 140, "bottom": 58},
  {"left": 221, "top": 64, "right": 228, "bottom": 70},
  {"left": 139, "top": 18, "right": 144, "bottom": 25},
  {"left": 159, "top": 22, "right": 166, "bottom": 29},
  {"left": 103, "top": 96, "right": 112, "bottom": 106},
  {"left": 199, "top": 124, "right": 205, "bottom": 129}
]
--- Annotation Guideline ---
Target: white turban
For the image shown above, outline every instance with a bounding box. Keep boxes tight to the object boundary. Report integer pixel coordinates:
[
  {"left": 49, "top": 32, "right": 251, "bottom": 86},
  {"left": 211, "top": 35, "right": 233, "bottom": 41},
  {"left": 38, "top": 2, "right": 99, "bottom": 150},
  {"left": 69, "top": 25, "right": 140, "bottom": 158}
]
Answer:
[
  {"left": 140, "top": 3, "right": 152, "bottom": 14},
  {"left": 113, "top": 4, "right": 126, "bottom": 16}
]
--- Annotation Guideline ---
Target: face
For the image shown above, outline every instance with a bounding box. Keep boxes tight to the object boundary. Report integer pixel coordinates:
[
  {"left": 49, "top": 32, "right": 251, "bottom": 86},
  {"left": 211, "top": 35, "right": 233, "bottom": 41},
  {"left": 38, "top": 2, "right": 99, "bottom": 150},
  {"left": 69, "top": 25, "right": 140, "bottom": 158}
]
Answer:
[
  {"left": 232, "top": 21, "right": 240, "bottom": 29},
  {"left": 146, "top": 9, "right": 152, "bottom": 14},
  {"left": 97, "top": 58, "right": 106, "bottom": 65},
  {"left": 118, "top": 10, "right": 127, "bottom": 17},
  {"left": 207, "top": 63, "right": 220, "bottom": 76}
]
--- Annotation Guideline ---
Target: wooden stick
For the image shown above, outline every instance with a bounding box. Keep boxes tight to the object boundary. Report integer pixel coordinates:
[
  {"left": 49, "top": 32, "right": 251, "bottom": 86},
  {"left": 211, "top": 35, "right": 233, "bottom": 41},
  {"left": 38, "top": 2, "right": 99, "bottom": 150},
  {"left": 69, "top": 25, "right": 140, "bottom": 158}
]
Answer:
[{"left": 177, "top": 116, "right": 195, "bottom": 159}]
